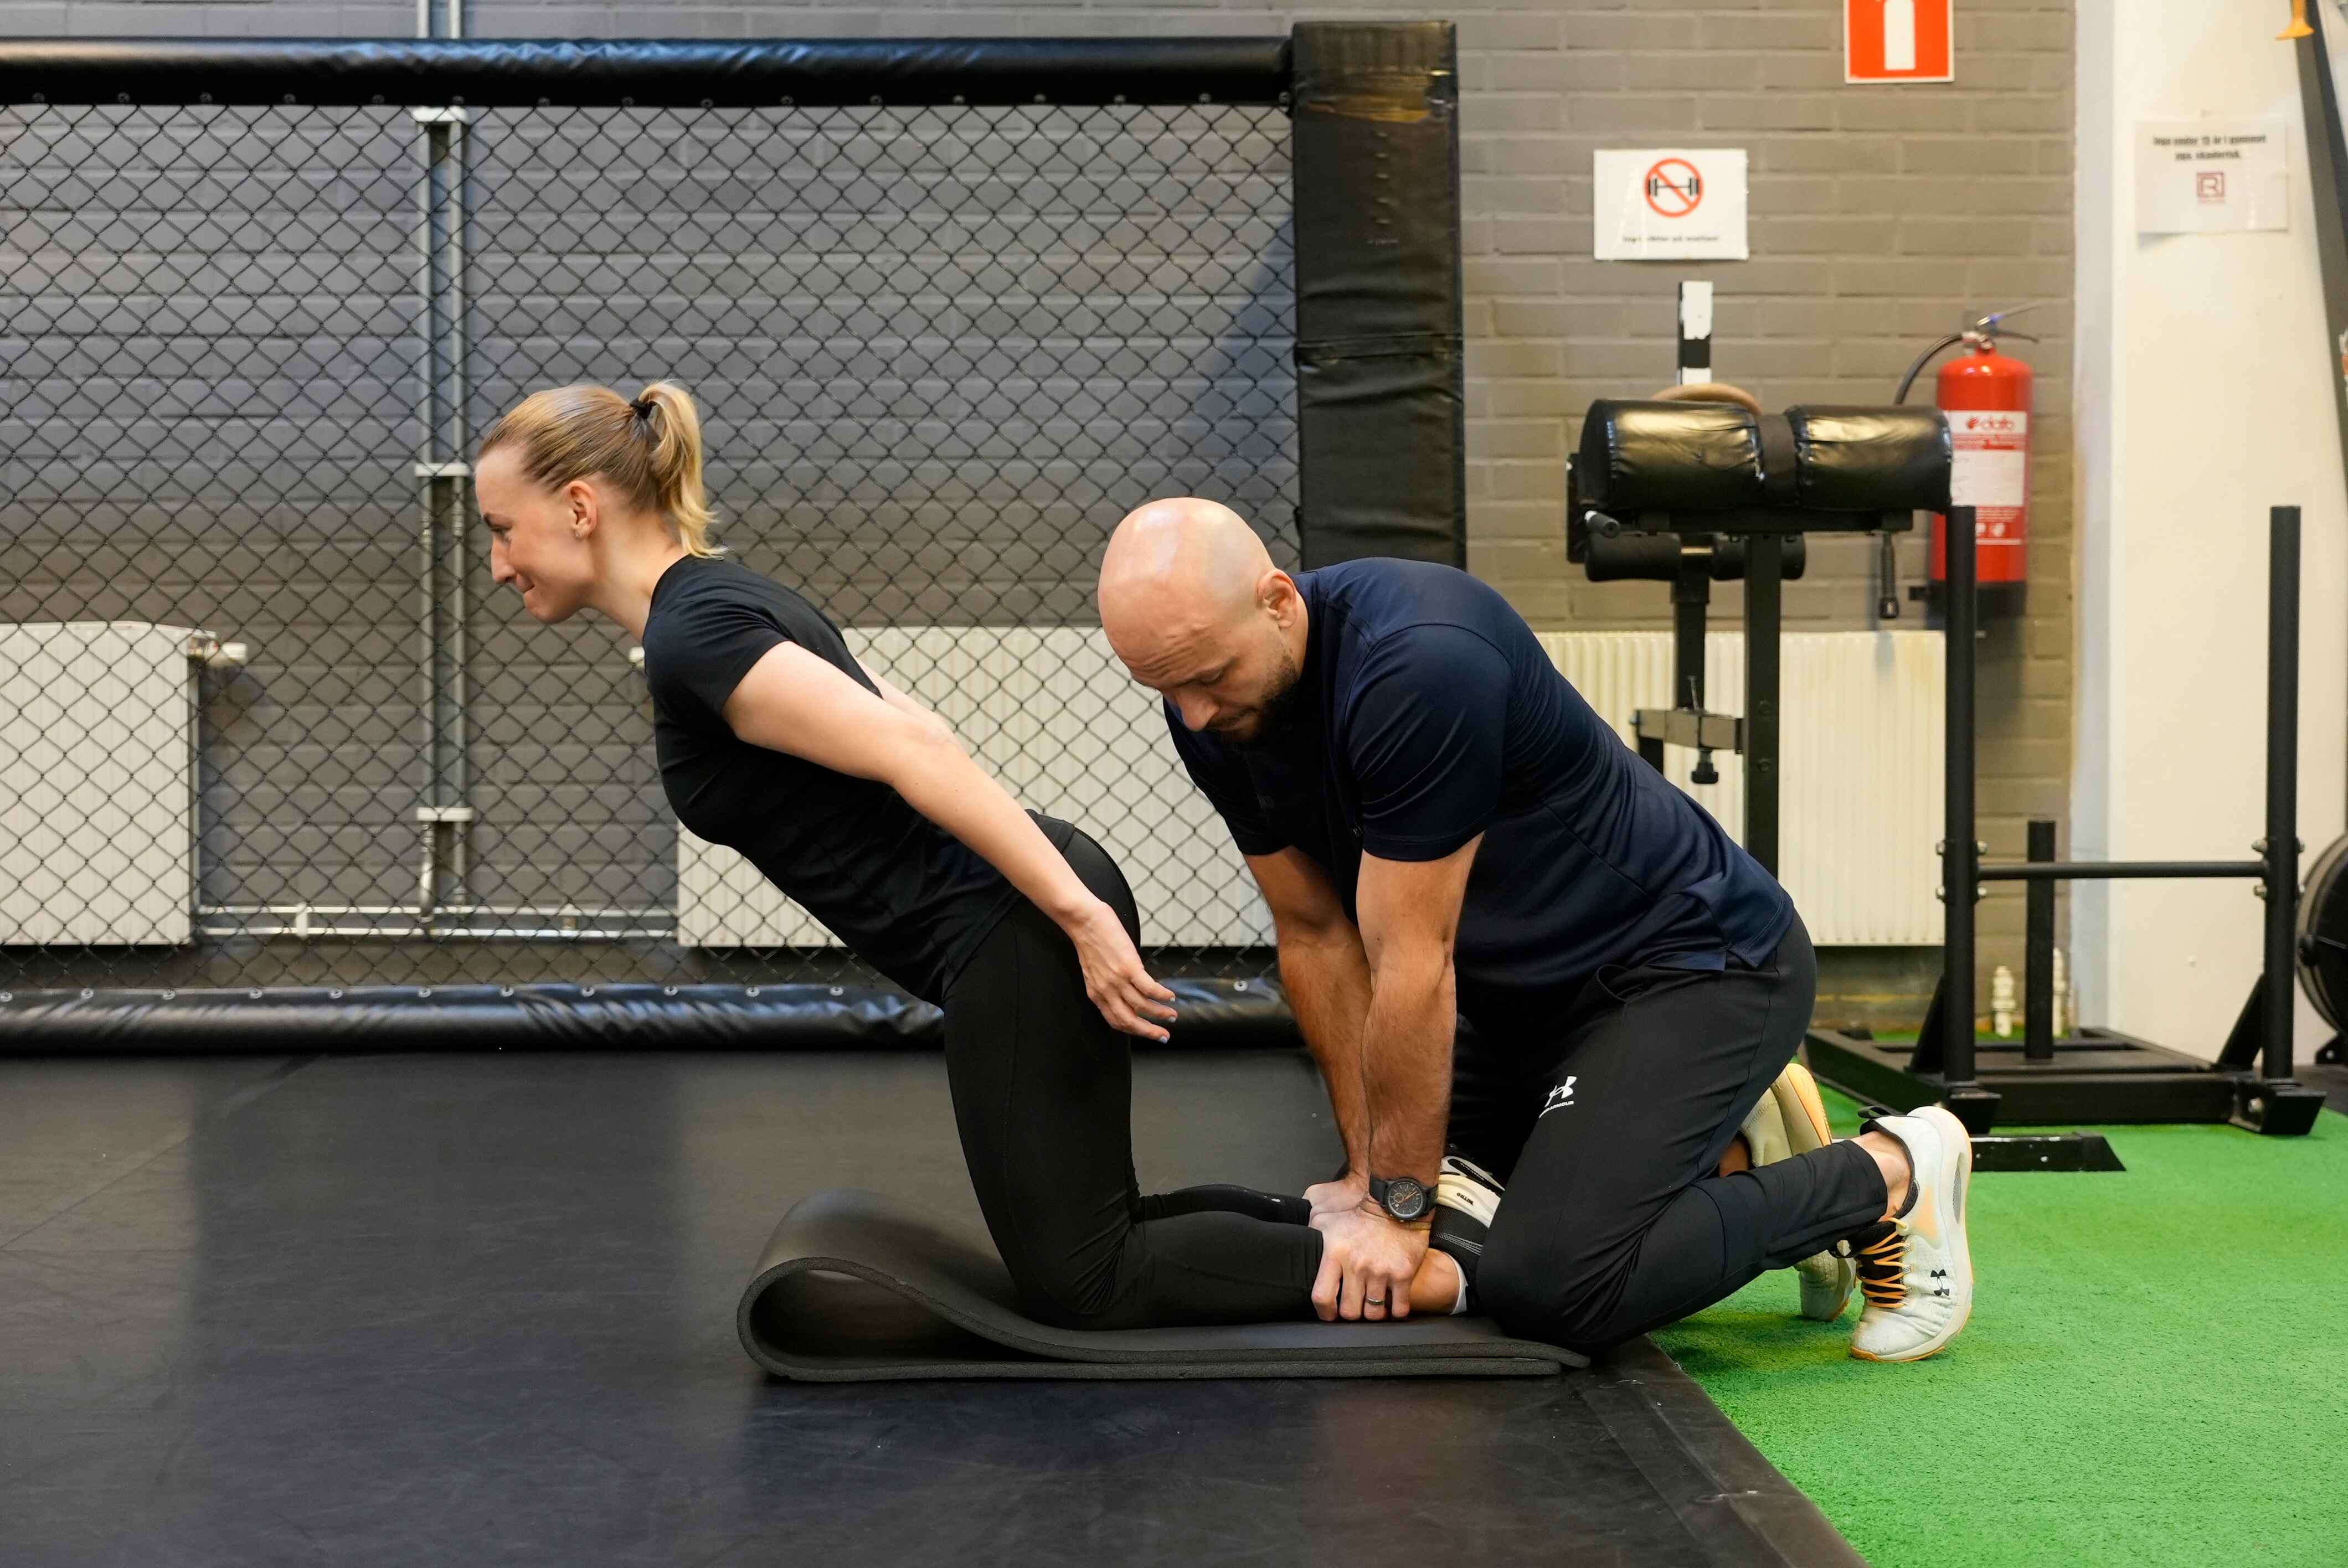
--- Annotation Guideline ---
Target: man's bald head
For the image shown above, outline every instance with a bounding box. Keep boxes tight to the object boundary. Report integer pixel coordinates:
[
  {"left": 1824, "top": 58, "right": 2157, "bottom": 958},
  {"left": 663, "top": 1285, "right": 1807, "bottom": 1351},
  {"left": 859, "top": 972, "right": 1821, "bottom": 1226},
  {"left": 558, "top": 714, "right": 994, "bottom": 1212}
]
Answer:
[
  {"left": 1098, "top": 497, "right": 1271, "bottom": 637},
  {"left": 1098, "top": 497, "right": 1309, "bottom": 743}
]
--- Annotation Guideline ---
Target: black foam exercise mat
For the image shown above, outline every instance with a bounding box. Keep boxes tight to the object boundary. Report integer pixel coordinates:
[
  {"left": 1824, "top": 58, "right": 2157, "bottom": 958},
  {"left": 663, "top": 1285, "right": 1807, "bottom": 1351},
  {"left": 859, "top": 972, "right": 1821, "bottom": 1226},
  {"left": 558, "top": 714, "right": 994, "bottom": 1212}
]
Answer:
[{"left": 737, "top": 1188, "right": 1588, "bottom": 1381}]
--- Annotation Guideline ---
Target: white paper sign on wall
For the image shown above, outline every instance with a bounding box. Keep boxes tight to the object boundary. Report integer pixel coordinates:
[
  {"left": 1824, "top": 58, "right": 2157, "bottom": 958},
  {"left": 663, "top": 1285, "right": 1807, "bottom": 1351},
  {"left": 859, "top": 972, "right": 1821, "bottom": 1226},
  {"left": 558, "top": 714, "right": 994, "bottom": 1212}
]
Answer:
[
  {"left": 2135, "top": 120, "right": 2289, "bottom": 234},
  {"left": 1593, "top": 148, "right": 1749, "bottom": 262}
]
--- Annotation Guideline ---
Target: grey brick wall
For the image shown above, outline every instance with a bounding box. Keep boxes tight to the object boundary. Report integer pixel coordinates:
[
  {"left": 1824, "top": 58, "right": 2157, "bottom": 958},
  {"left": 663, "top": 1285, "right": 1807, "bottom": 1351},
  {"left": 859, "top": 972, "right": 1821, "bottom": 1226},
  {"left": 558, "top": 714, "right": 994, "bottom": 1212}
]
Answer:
[
  {"left": 1438, "top": 0, "right": 2076, "bottom": 1002},
  {"left": 10, "top": 0, "right": 2077, "bottom": 1009}
]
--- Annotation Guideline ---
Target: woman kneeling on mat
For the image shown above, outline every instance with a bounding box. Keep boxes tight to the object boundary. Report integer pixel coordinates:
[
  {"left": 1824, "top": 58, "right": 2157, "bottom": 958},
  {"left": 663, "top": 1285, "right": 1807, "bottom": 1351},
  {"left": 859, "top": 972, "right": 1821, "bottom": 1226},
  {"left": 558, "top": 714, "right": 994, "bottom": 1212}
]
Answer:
[{"left": 476, "top": 380, "right": 1455, "bottom": 1329}]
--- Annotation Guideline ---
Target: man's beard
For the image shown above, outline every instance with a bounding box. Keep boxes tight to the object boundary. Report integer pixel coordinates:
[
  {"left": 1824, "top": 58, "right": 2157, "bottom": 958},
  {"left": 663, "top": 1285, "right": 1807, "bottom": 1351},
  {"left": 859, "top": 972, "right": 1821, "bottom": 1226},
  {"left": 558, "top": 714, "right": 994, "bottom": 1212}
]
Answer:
[{"left": 1226, "top": 646, "right": 1306, "bottom": 747}]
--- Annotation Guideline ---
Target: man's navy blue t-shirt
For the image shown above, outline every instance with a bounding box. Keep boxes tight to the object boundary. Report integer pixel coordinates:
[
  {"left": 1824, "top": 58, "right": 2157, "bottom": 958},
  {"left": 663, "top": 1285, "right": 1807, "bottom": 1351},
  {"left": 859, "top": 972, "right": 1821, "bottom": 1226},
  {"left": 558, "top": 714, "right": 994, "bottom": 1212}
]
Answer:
[{"left": 1166, "top": 558, "right": 1794, "bottom": 1024}]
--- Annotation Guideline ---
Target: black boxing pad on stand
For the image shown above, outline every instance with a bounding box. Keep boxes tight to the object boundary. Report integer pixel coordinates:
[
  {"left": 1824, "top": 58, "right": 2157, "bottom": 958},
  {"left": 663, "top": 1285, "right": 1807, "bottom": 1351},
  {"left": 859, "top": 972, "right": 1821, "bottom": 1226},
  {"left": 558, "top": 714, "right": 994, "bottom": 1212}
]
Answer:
[{"left": 1574, "top": 400, "right": 1951, "bottom": 519}]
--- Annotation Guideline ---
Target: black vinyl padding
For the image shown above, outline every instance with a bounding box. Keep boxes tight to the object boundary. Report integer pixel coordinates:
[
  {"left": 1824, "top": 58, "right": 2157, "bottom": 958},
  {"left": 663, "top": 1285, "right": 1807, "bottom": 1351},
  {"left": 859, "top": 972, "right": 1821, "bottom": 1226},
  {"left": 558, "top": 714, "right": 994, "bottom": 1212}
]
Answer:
[
  {"left": 1577, "top": 400, "right": 1951, "bottom": 515},
  {"left": 0, "top": 36, "right": 1294, "bottom": 108}
]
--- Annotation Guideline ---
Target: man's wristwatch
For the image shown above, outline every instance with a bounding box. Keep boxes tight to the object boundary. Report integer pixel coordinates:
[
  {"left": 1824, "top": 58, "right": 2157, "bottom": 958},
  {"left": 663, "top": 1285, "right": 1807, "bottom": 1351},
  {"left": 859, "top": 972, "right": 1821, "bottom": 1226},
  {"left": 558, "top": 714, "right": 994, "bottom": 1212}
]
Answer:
[{"left": 1367, "top": 1174, "right": 1432, "bottom": 1224}]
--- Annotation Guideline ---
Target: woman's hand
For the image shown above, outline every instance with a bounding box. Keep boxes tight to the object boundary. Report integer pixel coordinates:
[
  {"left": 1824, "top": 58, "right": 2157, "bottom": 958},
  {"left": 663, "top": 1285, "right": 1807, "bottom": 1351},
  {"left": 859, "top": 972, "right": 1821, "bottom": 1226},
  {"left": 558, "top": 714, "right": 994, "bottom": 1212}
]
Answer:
[{"left": 1063, "top": 898, "right": 1179, "bottom": 1043}]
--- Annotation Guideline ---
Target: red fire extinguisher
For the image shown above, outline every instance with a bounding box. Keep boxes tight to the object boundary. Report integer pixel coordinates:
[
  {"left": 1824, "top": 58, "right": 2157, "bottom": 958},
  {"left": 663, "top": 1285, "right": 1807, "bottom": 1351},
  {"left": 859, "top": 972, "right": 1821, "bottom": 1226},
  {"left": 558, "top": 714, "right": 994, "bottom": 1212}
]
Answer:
[{"left": 1884, "top": 306, "right": 2037, "bottom": 618}]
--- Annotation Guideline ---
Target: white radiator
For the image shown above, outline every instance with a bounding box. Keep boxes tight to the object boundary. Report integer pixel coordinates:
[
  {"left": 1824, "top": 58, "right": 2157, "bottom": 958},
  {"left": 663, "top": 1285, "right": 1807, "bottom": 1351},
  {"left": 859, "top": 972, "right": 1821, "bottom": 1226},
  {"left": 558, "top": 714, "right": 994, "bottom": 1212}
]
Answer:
[
  {"left": 1539, "top": 631, "right": 1945, "bottom": 945},
  {"left": 677, "top": 626, "right": 1271, "bottom": 950},
  {"left": 679, "top": 626, "right": 1944, "bottom": 952},
  {"left": 0, "top": 622, "right": 199, "bottom": 946}
]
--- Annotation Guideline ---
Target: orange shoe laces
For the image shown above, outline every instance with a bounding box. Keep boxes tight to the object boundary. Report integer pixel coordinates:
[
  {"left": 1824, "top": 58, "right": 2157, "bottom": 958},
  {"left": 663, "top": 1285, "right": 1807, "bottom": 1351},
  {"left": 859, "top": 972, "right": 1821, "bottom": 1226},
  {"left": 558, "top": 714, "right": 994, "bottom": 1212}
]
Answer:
[{"left": 1851, "top": 1222, "right": 1906, "bottom": 1309}]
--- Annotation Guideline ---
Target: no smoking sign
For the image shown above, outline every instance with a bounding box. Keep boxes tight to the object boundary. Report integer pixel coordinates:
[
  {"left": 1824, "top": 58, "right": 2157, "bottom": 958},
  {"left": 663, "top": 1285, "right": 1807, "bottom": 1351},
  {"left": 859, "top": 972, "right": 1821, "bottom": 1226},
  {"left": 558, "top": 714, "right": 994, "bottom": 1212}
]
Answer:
[{"left": 1596, "top": 148, "right": 1748, "bottom": 261}]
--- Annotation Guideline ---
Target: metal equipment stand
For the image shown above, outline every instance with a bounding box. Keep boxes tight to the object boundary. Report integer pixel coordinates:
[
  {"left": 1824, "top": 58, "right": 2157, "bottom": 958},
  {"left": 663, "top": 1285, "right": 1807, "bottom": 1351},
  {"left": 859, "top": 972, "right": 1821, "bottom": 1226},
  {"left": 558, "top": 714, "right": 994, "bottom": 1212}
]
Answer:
[
  {"left": 1571, "top": 523, "right": 1804, "bottom": 875},
  {"left": 1574, "top": 281, "right": 1803, "bottom": 873},
  {"left": 1804, "top": 507, "right": 2326, "bottom": 1138}
]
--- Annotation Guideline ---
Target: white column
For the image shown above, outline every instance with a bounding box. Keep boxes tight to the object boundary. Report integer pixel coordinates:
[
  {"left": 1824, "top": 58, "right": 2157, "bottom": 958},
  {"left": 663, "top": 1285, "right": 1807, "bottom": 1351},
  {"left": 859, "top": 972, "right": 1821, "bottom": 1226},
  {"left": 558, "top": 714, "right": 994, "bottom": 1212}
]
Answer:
[{"left": 2072, "top": 0, "right": 2348, "bottom": 1059}]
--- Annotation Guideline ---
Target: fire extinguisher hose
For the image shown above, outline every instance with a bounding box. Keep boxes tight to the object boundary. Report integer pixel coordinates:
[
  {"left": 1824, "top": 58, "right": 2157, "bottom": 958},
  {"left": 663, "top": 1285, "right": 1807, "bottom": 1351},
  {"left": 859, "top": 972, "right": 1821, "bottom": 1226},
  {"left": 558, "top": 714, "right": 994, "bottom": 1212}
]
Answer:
[{"left": 1894, "top": 333, "right": 1966, "bottom": 406}]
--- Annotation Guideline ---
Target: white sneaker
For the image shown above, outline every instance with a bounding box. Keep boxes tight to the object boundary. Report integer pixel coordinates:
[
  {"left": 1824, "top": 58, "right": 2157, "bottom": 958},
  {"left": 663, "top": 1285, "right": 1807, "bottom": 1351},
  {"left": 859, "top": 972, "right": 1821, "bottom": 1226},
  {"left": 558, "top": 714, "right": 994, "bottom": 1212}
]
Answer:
[
  {"left": 1848, "top": 1104, "right": 1975, "bottom": 1363},
  {"left": 1739, "top": 1062, "right": 1857, "bottom": 1321},
  {"left": 1429, "top": 1154, "right": 1505, "bottom": 1311}
]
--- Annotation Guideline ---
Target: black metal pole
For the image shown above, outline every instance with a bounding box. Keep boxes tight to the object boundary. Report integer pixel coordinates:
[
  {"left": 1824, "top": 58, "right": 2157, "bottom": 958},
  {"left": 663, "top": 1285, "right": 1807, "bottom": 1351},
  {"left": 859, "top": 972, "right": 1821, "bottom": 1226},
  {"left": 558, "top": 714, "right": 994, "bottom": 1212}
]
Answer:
[
  {"left": 1943, "top": 505, "right": 1979, "bottom": 1091},
  {"left": 1674, "top": 543, "right": 1710, "bottom": 710},
  {"left": 2025, "top": 818, "right": 2056, "bottom": 1061},
  {"left": 2264, "top": 506, "right": 2301, "bottom": 1081},
  {"left": 1674, "top": 541, "right": 1715, "bottom": 783},
  {"left": 1744, "top": 533, "right": 1783, "bottom": 877},
  {"left": 1978, "top": 859, "right": 2267, "bottom": 881}
]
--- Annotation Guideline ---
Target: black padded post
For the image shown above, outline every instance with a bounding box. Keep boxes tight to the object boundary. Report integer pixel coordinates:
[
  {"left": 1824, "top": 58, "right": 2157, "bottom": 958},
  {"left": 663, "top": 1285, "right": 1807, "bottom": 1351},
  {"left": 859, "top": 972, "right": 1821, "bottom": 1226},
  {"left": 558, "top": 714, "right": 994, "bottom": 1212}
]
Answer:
[{"left": 1291, "top": 22, "right": 1466, "bottom": 568}]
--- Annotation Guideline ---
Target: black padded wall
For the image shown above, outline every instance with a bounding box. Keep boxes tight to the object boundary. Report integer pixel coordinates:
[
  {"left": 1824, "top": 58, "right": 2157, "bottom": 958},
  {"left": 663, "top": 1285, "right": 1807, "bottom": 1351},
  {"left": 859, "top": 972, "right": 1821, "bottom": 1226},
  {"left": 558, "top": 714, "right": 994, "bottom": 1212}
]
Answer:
[{"left": 1290, "top": 22, "right": 1468, "bottom": 570}]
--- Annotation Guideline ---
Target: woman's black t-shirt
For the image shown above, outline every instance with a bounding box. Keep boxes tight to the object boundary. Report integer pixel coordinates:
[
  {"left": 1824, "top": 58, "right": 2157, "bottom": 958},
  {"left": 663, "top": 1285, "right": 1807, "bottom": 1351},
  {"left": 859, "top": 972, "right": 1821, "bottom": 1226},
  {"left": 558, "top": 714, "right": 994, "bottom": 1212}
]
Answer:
[{"left": 640, "top": 555, "right": 1022, "bottom": 1003}]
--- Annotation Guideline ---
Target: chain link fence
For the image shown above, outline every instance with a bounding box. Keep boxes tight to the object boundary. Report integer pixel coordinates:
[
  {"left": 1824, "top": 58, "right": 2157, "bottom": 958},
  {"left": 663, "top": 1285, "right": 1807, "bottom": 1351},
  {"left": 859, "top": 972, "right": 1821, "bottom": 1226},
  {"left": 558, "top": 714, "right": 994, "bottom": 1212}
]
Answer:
[{"left": 3, "top": 96, "right": 1298, "bottom": 997}]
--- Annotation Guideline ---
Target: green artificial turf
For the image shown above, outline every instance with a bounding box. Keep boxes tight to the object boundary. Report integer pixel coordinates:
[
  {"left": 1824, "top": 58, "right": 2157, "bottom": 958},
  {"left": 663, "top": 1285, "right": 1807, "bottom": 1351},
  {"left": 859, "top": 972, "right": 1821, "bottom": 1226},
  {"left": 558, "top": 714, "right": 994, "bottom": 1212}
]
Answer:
[{"left": 1653, "top": 1093, "right": 2348, "bottom": 1567}]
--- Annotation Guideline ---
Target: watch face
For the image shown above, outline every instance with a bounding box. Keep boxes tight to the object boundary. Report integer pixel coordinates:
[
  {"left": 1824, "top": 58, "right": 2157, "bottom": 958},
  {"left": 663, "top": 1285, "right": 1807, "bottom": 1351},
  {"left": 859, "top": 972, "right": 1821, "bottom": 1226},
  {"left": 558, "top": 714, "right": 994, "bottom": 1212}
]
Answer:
[{"left": 1383, "top": 1177, "right": 1428, "bottom": 1221}]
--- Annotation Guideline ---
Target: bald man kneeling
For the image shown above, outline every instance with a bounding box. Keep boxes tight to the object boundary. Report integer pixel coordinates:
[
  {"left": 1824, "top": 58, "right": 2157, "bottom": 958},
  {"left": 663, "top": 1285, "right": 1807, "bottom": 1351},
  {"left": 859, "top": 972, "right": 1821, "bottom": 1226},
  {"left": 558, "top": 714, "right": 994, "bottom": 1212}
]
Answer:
[{"left": 1097, "top": 501, "right": 1980, "bottom": 1365}]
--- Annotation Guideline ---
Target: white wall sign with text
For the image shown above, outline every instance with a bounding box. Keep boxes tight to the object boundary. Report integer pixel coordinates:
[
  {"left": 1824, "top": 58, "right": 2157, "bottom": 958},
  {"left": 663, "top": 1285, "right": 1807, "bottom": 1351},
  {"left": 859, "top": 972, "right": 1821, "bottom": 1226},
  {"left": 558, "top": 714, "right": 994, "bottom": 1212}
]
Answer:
[
  {"left": 1846, "top": 0, "right": 1954, "bottom": 84},
  {"left": 2135, "top": 120, "right": 2289, "bottom": 234},
  {"left": 1593, "top": 148, "right": 1749, "bottom": 262}
]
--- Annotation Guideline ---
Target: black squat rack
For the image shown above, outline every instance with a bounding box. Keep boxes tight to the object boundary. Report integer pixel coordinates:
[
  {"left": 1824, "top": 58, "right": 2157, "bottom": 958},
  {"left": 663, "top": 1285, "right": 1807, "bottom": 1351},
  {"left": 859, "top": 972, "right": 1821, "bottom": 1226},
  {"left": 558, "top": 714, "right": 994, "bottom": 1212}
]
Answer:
[
  {"left": 1805, "top": 504, "right": 2326, "bottom": 1138},
  {"left": 1571, "top": 379, "right": 2324, "bottom": 1155}
]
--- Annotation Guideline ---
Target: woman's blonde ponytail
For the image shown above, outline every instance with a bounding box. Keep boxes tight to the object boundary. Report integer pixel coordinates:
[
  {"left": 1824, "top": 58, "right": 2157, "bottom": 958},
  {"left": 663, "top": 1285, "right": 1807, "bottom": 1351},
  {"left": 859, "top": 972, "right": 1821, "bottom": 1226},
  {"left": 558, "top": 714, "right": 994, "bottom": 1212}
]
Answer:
[
  {"left": 631, "top": 381, "right": 718, "bottom": 556},
  {"left": 479, "top": 379, "right": 723, "bottom": 556}
]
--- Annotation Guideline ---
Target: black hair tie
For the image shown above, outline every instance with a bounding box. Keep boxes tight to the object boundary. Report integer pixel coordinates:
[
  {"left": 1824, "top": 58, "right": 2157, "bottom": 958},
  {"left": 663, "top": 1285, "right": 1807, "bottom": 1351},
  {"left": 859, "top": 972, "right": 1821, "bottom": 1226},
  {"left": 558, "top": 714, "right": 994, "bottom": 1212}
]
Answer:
[{"left": 630, "top": 396, "right": 656, "bottom": 420}]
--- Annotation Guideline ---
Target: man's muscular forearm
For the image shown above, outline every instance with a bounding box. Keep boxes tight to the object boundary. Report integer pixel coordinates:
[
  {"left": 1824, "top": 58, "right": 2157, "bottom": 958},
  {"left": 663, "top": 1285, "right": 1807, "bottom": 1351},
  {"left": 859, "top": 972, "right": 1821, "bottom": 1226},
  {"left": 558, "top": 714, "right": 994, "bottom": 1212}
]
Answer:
[
  {"left": 1281, "top": 838, "right": 1474, "bottom": 1323},
  {"left": 1360, "top": 942, "right": 1455, "bottom": 1186},
  {"left": 1278, "top": 925, "right": 1375, "bottom": 1175}
]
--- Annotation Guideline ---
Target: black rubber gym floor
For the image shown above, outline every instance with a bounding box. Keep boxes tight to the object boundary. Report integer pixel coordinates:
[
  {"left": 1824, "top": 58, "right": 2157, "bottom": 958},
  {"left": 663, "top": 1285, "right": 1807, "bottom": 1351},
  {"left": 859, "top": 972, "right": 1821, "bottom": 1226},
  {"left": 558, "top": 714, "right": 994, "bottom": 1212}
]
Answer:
[{"left": 0, "top": 1049, "right": 1859, "bottom": 1566}]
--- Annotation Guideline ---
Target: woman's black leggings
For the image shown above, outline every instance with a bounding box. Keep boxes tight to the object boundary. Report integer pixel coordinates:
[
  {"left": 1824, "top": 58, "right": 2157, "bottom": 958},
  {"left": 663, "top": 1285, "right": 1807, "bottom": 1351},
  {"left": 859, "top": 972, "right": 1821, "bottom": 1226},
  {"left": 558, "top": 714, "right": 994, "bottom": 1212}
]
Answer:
[{"left": 940, "top": 819, "right": 1324, "bottom": 1330}]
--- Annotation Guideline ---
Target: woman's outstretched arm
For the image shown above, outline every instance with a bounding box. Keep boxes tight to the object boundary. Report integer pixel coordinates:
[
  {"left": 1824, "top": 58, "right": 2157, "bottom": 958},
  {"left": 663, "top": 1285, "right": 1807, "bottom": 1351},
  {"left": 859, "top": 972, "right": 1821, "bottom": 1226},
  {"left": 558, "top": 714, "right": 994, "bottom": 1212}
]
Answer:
[
  {"left": 720, "top": 641, "right": 1177, "bottom": 1040},
  {"left": 855, "top": 658, "right": 931, "bottom": 721}
]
